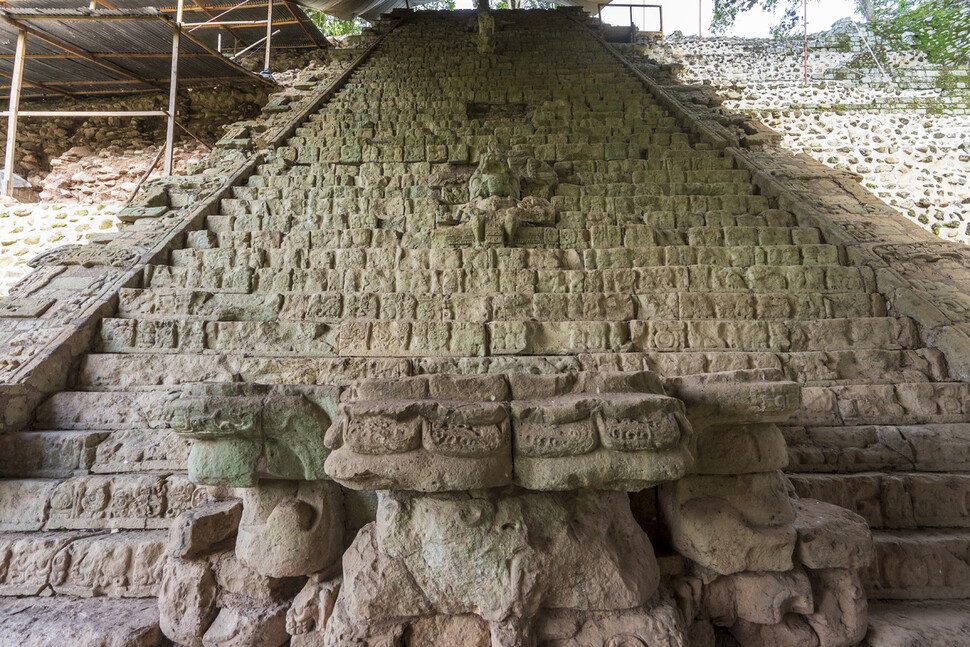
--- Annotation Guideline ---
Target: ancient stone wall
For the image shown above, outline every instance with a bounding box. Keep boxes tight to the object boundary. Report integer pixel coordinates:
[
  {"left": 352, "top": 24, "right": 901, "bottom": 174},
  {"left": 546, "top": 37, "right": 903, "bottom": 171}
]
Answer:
[
  {"left": 639, "top": 25, "right": 970, "bottom": 243},
  {"left": 0, "top": 8, "right": 969, "bottom": 647},
  {"left": 0, "top": 88, "right": 270, "bottom": 185}
]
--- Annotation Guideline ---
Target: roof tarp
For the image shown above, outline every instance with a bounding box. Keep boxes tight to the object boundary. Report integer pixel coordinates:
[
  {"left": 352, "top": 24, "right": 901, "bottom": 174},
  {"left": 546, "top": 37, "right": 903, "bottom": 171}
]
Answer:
[{"left": 0, "top": 7, "right": 278, "bottom": 98}]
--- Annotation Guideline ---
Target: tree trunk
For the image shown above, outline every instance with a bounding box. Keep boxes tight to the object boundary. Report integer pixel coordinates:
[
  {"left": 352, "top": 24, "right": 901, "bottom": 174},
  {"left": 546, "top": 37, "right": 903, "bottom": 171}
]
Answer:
[{"left": 858, "top": 0, "right": 876, "bottom": 21}]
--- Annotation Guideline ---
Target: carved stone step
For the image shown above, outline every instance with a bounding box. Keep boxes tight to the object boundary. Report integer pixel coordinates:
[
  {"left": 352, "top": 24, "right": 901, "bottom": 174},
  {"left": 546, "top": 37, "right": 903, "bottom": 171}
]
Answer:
[
  {"left": 778, "top": 348, "right": 948, "bottom": 386},
  {"left": 784, "top": 424, "right": 970, "bottom": 474},
  {"left": 78, "top": 352, "right": 412, "bottom": 389},
  {"left": 97, "top": 318, "right": 486, "bottom": 356},
  {"left": 866, "top": 600, "right": 970, "bottom": 646},
  {"left": 0, "top": 529, "right": 167, "bottom": 598},
  {"left": 76, "top": 348, "right": 943, "bottom": 391},
  {"left": 491, "top": 317, "right": 918, "bottom": 355},
  {"left": 790, "top": 473, "right": 970, "bottom": 529},
  {"left": 553, "top": 181, "right": 757, "bottom": 198},
  {"left": 95, "top": 316, "right": 916, "bottom": 357},
  {"left": 863, "top": 529, "right": 970, "bottom": 600},
  {"left": 0, "top": 473, "right": 209, "bottom": 531},
  {"left": 34, "top": 390, "right": 181, "bottom": 431},
  {"left": 792, "top": 382, "right": 970, "bottom": 428},
  {"left": 0, "top": 428, "right": 190, "bottom": 478},
  {"left": 193, "top": 226, "right": 824, "bottom": 254},
  {"left": 0, "top": 596, "right": 163, "bottom": 647},
  {"left": 149, "top": 263, "right": 872, "bottom": 295},
  {"left": 207, "top": 208, "right": 791, "bottom": 233},
  {"left": 223, "top": 191, "right": 772, "bottom": 218},
  {"left": 116, "top": 288, "right": 883, "bottom": 323},
  {"left": 565, "top": 169, "right": 753, "bottom": 185}
]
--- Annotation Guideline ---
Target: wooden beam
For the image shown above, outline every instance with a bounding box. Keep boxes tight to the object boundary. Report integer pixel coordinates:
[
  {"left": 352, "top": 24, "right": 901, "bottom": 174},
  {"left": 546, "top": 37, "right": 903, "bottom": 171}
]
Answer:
[
  {"left": 183, "top": 17, "right": 301, "bottom": 28},
  {"left": 0, "top": 13, "right": 167, "bottom": 91},
  {"left": 0, "top": 110, "right": 167, "bottom": 117},
  {"left": 164, "top": 0, "right": 184, "bottom": 175},
  {"left": 3, "top": 13, "right": 165, "bottom": 21},
  {"left": 2, "top": 29, "right": 26, "bottom": 197},
  {"left": 184, "top": 19, "right": 268, "bottom": 26},
  {"left": 263, "top": 0, "right": 273, "bottom": 72},
  {"left": 0, "top": 75, "right": 274, "bottom": 90},
  {"left": 0, "top": 52, "right": 215, "bottom": 59},
  {"left": 189, "top": 0, "right": 250, "bottom": 46},
  {"left": 0, "top": 68, "right": 76, "bottom": 98},
  {"left": 282, "top": 1, "right": 329, "bottom": 49}
]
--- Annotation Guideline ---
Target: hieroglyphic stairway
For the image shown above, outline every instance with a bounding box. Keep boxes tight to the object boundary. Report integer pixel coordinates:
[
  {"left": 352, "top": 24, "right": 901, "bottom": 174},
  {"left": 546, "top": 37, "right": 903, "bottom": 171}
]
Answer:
[{"left": 1, "top": 8, "right": 969, "bottom": 646}]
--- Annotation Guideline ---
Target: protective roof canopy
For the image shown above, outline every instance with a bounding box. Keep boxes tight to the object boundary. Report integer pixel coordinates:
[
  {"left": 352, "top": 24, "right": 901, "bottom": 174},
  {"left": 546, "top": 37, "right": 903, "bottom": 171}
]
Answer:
[
  {"left": 292, "top": 0, "right": 601, "bottom": 24},
  {"left": 0, "top": 0, "right": 328, "bottom": 100},
  {"left": 1, "top": 0, "right": 329, "bottom": 52},
  {"left": 0, "top": 7, "right": 279, "bottom": 99}
]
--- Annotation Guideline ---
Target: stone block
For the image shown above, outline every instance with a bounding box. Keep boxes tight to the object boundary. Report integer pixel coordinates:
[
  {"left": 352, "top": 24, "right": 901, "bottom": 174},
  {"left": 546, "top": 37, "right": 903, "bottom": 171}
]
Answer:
[
  {"left": 691, "top": 423, "right": 788, "bottom": 474},
  {"left": 236, "top": 481, "right": 344, "bottom": 578},
  {"left": 703, "top": 568, "right": 813, "bottom": 626},
  {"left": 660, "top": 475, "right": 796, "bottom": 575},
  {"left": 170, "top": 391, "right": 333, "bottom": 486},
  {"left": 792, "top": 498, "right": 874, "bottom": 570}
]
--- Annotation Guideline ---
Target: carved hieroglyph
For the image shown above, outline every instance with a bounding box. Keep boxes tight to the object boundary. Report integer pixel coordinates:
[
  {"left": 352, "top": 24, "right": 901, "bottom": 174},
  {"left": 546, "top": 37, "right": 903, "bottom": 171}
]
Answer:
[{"left": 1, "top": 7, "right": 933, "bottom": 647}]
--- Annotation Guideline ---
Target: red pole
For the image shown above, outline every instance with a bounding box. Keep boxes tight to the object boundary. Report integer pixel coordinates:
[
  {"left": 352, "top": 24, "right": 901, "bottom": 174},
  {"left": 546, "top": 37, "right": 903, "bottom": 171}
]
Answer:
[{"left": 803, "top": 0, "right": 808, "bottom": 85}]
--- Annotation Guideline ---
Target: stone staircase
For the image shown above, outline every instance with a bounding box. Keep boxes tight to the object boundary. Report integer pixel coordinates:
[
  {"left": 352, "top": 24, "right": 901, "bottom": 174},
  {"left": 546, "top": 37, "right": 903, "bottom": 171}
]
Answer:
[
  {"left": 0, "top": 7, "right": 967, "bottom": 646},
  {"left": 786, "top": 418, "right": 970, "bottom": 642}
]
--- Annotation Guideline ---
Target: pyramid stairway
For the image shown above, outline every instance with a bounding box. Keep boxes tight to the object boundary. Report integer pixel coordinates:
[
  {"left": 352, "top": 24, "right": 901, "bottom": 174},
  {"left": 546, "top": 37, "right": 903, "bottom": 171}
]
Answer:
[{"left": 0, "top": 8, "right": 968, "bottom": 646}]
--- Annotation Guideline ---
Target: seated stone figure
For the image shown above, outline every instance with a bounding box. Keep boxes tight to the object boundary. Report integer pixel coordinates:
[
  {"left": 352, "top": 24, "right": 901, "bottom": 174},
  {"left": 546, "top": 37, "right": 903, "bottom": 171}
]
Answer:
[{"left": 434, "top": 144, "right": 559, "bottom": 248}]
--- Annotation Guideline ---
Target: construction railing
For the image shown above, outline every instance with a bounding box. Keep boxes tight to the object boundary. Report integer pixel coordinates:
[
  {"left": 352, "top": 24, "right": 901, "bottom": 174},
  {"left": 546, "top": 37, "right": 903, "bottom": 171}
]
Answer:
[{"left": 596, "top": 1, "right": 662, "bottom": 36}]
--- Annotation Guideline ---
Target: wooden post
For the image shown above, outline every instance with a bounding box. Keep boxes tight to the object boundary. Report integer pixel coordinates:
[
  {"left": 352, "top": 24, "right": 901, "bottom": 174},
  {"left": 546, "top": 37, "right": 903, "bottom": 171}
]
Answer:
[
  {"left": 263, "top": 0, "right": 273, "bottom": 74},
  {"left": 803, "top": 0, "right": 808, "bottom": 85},
  {"left": 165, "top": 0, "right": 184, "bottom": 176},
  {"left": 2, "top": 30, "right": 26, "bottom": 198}
]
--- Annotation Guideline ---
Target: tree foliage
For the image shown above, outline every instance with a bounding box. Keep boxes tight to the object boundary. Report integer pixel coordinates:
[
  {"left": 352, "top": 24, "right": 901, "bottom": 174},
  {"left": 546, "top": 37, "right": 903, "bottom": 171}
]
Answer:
[
  {"left": 869, "top": 0, "right": 969, "bottom": 65},
  {"left": 710, "top": 0, "right": 969, "bottom": 65},
  {"left": 307, "top": 10, "right": 369, "bottom": 36}
]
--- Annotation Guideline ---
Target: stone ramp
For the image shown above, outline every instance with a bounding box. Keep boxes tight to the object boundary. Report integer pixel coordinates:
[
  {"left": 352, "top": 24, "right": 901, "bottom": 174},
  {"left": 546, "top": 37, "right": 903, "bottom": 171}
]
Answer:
[{"left": 0, "top": 6, "right": 966, "bottom": 646}]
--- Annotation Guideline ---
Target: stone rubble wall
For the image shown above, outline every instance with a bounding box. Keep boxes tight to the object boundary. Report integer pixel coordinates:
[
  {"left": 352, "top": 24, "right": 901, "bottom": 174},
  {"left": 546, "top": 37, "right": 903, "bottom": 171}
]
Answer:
[
  {"left": 0, "top": 204, "right": 119, "bottom": 295},
  {"left": 1, "top": 87, "right": 271, "bottom": 186},
  {"left": 639, "top": 27, "right": 970, "bottom": 243}
]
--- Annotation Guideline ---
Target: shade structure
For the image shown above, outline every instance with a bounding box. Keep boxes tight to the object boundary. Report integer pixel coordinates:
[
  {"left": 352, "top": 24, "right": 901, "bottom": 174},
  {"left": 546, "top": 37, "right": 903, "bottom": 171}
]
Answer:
[
  {"left": 0, "top": 7, "right": 287, "bottom": 99},
  {"left": 292, "top": 0, "right": 603, "bottom": 23}
]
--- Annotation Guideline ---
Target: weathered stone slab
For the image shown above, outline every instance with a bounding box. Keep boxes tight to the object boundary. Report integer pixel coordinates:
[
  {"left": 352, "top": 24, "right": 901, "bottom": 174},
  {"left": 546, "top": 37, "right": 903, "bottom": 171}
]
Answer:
[
  {"left": 0, "top": 597, "right": 163, "bottom": 647},
  {"left": 864, "top": 529, "right": 970, "bottom": 599},
  {"left": 791, "top": 473, "right": 970, "bottom": 530},
  {"left": 792, "top": 498, "right": 874, "bottom": 569},
  {"left": 784, "top": 424, "right": 970, "bottom": 474}
]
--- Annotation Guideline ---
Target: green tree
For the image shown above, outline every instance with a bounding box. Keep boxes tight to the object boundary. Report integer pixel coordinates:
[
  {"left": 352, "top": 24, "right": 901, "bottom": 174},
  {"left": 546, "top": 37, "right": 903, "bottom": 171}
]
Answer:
[
  {"left": 307, "top": 10, "right": 369, "bottom": 36},
  {"left": 869, "top": 0, "right": 969, "bottom": 64},
  {"left": 306, "top": 0, "right": 455, "bottom": 33},
  {"left": 710, "top": 0, "right": 968, "bottom": 64}
]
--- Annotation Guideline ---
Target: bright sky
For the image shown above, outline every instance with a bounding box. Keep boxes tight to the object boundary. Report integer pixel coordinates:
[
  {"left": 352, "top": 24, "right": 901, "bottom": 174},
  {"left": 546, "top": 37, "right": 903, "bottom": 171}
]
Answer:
[{"left": 451, "top": 0, "right": 861, "bottom": 38}]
